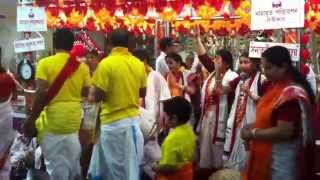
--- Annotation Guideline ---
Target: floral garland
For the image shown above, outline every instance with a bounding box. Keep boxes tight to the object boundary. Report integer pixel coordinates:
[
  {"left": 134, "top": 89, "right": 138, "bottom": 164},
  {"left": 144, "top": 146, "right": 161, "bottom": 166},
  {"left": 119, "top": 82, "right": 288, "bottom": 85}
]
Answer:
[
  {"left": 39, "top": 0, "right": 320, "bottom": 36},
  {"left": 74, "top": 30, "right": 103, "bottom": 54},
  {"left": 40, "top": 0, "right": 252, "bottom": 36}
]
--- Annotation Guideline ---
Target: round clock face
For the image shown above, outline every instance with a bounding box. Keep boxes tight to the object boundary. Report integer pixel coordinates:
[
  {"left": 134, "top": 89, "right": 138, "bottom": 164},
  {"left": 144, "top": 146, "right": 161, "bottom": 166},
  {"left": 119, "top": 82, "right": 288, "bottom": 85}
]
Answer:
[{"left": 20, "top": 63, "right": 33, "bottom": 80}]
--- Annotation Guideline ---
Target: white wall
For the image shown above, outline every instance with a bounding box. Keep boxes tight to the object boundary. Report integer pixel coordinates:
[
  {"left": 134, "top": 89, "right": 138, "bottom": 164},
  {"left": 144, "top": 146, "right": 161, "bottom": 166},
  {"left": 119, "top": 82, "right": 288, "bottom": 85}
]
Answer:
[
  {"left": 0, "top": 17, "right": 21, "bottom": 70},
  {"left": 0, "top": 17, "right": 53, "bottom": 72}
]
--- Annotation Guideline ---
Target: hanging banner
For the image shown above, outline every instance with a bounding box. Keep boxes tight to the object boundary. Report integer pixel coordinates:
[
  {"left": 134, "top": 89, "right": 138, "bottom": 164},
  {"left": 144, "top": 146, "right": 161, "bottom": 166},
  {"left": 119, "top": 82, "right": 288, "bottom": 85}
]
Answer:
[
  {"left": 251, "top": 0, "right": 304, "bottom": 30},
  {"left": 17, "top": 6, "right": 47, "bottom": 32},
  {"left": 249, "top": 41, "right": 300, "bottom": 61},
  {"left": 14, "top": 37, "right": 45, "bottom": 53}
]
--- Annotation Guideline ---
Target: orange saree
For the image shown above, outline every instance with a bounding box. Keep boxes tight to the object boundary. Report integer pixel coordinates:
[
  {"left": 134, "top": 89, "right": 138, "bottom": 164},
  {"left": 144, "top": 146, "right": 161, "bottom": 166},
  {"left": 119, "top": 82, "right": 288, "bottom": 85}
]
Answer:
[
  {"left": 155, "top": 163, "right": 193, "bottom": 180},
  {"left": 243, "top": 80, "right": 311, "bottom": 180},
  {"left": 166, "top": 71, "right": 185, "bottom": 97}
]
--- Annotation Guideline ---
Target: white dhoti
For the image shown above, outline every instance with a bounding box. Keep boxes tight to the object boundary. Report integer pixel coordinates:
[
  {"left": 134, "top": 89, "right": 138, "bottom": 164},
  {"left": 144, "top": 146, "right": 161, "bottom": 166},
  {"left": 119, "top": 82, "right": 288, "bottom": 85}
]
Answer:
[
  {"left": 88, "top": 116, "right": 144, "bottom": 180},
  {"left": 41, "top": 133, "right": 81, "bottom": 180},
  {"left": 0, "top": 98, "right": 14, "bottom": 180}
]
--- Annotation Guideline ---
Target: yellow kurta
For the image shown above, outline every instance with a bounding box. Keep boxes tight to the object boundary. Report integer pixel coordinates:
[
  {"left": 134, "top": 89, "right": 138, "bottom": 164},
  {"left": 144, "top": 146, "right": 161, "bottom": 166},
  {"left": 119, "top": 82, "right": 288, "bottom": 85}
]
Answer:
[
  {"left": 92, "top": 47, "right": 147, "bottom": 125},
  {"left": 35, "top": 52, "right": 91, "bottom": 141},
  {"left": 159, "top": 124, "right": 196, "bottom": 168}
]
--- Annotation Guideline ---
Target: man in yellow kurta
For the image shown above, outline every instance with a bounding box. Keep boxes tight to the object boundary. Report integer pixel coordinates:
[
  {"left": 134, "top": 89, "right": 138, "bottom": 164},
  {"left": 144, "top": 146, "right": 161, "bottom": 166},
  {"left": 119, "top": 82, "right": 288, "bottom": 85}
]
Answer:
[
  {"left": 88, "top": 29, "right": 147, "bottom": 180},
  {"left": 24, "top": 29, "right": 91, "bottom": 180}
]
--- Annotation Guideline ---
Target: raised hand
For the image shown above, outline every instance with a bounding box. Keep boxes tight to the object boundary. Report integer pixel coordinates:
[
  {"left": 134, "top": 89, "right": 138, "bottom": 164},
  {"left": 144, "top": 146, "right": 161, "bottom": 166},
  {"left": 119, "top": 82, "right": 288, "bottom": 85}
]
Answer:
[
  {"left": 196, "top": 24, "right": 201, "bottom": 39},
  {"left": 196, "top": 25, "right": 206, "bottom": 55}
]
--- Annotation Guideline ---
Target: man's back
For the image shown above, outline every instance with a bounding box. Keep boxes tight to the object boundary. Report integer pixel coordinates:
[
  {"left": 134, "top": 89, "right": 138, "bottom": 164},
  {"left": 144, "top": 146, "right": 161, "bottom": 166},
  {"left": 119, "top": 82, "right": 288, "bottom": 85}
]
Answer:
[
  {"left": 92, "top": 47, "right": 147, "bottom": 125},
  {"left": 37, "top": 52, "right": 90, "bottom": 102},
  {"left": 36, "top": 52, "right": 91, "bottom": 134}
]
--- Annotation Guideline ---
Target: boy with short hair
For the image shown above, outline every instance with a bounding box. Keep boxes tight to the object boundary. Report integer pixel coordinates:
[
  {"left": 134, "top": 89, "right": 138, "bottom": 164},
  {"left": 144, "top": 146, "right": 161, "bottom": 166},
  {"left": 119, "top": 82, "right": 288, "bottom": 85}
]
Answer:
[{"left": 154, "top": 96, "right": 196, "bottom": 180}]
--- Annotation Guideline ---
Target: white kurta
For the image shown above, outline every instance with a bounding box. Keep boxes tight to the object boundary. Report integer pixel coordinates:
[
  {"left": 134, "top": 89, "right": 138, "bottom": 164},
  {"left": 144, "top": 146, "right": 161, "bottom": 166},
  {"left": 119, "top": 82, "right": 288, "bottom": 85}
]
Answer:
[
  {"left": 198, "top": 69, "right": 238, "bottom": 169},
  {"left": 145, "top": 70, "right": 171, "bottom": 122},
  {"left": 155, "top": 52, "right": 169, "bottom": 77},
  {"left": 141, "top": 70, "right": 170, "bottom": 179},
  {"left": 224, "top": 72, "right": 261, "bottom": 170}
]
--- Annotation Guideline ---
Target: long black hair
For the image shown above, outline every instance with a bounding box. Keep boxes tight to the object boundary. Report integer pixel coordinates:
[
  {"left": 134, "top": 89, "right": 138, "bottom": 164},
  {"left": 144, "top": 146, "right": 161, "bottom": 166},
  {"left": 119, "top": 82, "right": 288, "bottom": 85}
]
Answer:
[
  {"left": 261, "top": 46, "right": 315, "bottom": 104},
  {"left": 216, "top": 49, "right": 233, "bottom": 70}
]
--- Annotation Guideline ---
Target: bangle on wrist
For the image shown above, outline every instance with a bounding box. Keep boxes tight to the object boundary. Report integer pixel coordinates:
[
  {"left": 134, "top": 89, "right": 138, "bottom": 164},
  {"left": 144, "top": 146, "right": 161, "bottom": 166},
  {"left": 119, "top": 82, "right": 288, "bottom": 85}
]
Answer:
[{"left": 251, "top": 128, "right": 258, "bottom": 139}]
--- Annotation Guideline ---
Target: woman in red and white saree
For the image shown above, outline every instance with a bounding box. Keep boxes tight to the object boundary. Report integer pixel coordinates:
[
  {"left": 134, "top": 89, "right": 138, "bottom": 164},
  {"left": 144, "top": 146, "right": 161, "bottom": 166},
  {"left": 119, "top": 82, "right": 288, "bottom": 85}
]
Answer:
[
  {"left": 0, "top": 66, "right": 17, "bottom": 180},
  {"left": 196, "top": 35, "right": 238, "bottom": 170},
  {"left": 223, "top": 52, "right": 267, "bottom": 170},
  {"left": 241, "top": 46, "right": 315, "bottom": 180}
]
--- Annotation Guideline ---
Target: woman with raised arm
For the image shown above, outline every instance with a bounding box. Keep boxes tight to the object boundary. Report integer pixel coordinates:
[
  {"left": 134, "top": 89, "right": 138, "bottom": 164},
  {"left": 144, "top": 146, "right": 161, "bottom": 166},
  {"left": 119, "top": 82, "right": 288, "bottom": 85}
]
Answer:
[{"left": 195, "top": 28, "right": 238, "bottom": 171}]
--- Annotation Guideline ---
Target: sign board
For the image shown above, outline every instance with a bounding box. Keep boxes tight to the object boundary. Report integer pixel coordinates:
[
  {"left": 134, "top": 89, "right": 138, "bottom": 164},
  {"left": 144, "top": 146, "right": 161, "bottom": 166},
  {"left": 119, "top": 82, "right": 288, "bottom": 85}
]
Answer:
[
  {"left": 17, "top": 0, "right": 34, "bottom": 5},
  {"left": 251, "top": 0, "right": 304, "bottom": 30},
  {"left": 14, "top": 37, "right": 45, "bottom": 53},
  {"left": 249, "top": 41, "right": 300, "bottom": 61},
  {"left": 17, "top": 6, "right": 47, "bottom": 32}
]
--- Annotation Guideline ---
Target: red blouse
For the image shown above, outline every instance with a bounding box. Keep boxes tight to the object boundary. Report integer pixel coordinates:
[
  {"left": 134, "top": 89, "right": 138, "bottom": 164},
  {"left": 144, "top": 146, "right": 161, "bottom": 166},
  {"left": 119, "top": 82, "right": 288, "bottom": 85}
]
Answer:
[
  {"left": 272, "top": 100, "right": 301, "bottom": 125},
  {"left": 0, "top": 73, "right": 16, "bottom": 99}
]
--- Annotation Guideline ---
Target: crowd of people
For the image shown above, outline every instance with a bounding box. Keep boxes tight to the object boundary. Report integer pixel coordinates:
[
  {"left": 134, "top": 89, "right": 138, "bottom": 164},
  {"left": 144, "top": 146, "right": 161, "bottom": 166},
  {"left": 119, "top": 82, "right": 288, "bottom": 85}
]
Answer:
[{"left": 0, "top": 27, "right": 319, "bottom": 180}]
